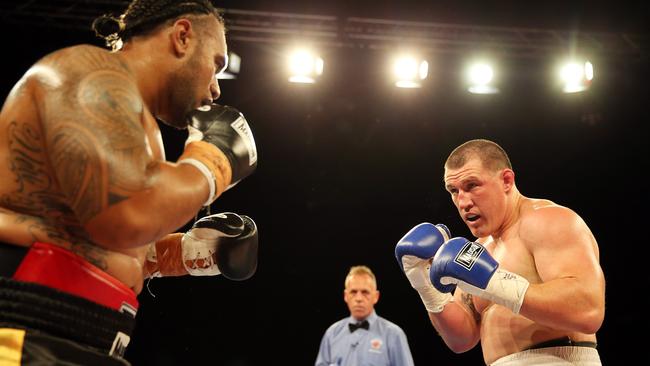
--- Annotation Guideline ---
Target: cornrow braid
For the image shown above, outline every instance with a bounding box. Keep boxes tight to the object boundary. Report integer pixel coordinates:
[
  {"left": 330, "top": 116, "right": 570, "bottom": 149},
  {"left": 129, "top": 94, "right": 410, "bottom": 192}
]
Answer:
[{"left": 92, "top": 0, "right": 223, "bottom": 50}]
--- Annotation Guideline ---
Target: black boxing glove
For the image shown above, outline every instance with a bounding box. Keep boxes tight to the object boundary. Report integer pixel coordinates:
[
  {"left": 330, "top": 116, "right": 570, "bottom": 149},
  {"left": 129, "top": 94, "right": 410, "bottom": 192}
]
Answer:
[
  {"left": 181, "top": 212, "right": 258, "bottom": 281},
  {"left": 178, "top": 104, "right": 258, "bottom": 206},
  {"left": 188, "top": 104, "right": 257, "bottom": 185}
]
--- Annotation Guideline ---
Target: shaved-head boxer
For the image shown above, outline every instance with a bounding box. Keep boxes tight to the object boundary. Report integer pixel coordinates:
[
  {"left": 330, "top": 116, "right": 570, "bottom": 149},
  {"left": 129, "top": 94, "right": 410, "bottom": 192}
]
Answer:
[
  {"left": 395, "top": 139, "right": 605, "bottom": 365},
  {"left": 0, "top": 1, "right": 258, "bottom": 364}
]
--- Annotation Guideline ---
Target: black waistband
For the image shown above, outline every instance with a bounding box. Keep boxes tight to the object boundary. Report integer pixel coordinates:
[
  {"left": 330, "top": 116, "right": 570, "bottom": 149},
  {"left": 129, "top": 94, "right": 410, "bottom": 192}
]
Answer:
[
  {"left": 526, "top": 337, "right": 598, "bottom": 351},
  {"left": 0, "top": 276, "right": 136, "bottom": 354},
  {"left": 0, "top": 242, "right": 28, "bottom": 277}
]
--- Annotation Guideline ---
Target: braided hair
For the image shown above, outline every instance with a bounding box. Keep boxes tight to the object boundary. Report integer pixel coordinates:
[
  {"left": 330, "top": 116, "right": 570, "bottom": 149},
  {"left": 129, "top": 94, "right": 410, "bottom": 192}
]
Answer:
[{"left": 92, "top": 0, "right": 222, "bottom": 51}]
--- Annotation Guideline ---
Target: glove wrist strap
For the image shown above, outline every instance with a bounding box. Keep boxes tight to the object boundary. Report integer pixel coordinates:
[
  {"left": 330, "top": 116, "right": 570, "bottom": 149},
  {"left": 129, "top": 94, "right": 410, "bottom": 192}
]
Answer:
[
  {"left": 179, "top": 141, "right": 233, "bottom": 205},
  {"left": 485, "top": 269, "right": 529, "bottom": 314},
  {"left": 417, "top": 285, "right": 453, "bottom": 313},
  {"left": 458, "top": 268, "right": 530, "bottom": 314}
]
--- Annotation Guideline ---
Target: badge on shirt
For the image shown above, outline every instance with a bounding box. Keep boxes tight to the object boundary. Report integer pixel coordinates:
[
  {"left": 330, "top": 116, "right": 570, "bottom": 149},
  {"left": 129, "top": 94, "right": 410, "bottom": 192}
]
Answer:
[{"left": 369, "top": 338, "right": 383, "bottom": 353}]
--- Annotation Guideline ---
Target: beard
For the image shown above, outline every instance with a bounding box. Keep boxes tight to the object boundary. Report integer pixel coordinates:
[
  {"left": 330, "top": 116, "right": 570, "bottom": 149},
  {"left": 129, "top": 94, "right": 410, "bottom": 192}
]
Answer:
[{"left": 159, "top": 53, "right": 203, "bottom": 129}]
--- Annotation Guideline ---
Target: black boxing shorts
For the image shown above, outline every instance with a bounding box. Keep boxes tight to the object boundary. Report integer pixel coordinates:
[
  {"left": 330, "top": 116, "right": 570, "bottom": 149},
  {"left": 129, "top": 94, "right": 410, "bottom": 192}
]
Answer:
[
  {"left": 0, "top": 241, "right": 138, "bottom": 362},
  {"left": 0, "top": 327, "right": 131, "bottom": 365}
]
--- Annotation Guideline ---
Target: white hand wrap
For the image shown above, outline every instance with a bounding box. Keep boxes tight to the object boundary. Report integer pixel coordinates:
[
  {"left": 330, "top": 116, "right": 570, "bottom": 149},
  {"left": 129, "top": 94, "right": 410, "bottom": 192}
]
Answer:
[
  {"left": 455, "top": 268, "right": 530, "bottom": 314},
  {"left": 402, "top": 255, "right": 453, "bottom": 313},
  {"left": 178, "top": 158, "right": 216, "bottom": 206},
  {"left": 179, "top": 126, "right": 216, "bottom": 206}
]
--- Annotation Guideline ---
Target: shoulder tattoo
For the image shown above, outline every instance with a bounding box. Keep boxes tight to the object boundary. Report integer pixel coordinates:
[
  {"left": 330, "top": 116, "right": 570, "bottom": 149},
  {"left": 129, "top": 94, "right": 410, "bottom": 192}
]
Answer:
[{"left": 44, "top": 48, "right": 148, "bottom": 223}]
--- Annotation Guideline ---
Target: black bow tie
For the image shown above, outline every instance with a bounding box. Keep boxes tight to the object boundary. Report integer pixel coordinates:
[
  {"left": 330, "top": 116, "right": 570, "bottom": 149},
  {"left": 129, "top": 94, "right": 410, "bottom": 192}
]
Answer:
[{"left": 349, "top": 320, "right": 369, "bottom": 333}]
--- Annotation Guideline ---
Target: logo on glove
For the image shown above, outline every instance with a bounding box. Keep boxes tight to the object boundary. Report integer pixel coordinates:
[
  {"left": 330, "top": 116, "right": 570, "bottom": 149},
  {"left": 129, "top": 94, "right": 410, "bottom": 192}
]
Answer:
[{"left": 453, "top": 241, "right": 485, "bottom": 270}]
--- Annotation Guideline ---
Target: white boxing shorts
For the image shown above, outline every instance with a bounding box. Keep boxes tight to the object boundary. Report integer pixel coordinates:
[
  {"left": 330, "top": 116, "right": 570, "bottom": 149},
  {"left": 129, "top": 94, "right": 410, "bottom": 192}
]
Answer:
[{"left": 490, "top": 347, "right": 602, "bottom": 366}]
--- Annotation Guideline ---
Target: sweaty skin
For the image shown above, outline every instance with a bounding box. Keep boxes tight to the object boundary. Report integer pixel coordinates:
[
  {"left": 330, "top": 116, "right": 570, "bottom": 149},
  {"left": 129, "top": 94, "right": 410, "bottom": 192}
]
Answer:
[
  {"left": 0, "top": 16, "right": 228, "bottom": 293},
  {"left": 430, "top": 158, "right": 605, "bottom": 364},
  {"left": 0, "top": 46, "right": 164, "bottom": 293},
  {"left": 473, "top": 199, "right": 600, "bottom": 363}
]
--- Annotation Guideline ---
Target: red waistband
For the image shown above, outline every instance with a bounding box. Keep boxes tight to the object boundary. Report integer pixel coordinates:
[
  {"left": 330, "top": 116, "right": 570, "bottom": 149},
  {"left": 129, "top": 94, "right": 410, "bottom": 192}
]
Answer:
[{"left": 12, "top": 242, "right": 138, "bottom": 313}]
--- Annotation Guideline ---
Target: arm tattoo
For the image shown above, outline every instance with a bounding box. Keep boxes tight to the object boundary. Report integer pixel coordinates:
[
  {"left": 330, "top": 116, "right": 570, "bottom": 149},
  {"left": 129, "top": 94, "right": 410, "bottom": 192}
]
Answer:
[
  {"left": 45, "top": 48, "right": 148, "bottom": 223},
  {"left": 462, "top": 293, "right": 481, "bottom": 324}
]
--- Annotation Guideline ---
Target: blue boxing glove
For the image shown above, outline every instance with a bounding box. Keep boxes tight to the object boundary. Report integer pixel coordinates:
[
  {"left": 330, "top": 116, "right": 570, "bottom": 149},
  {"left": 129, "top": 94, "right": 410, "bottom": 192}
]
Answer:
[
  {"left": 430, "top": 237, "right": 530, "bottom": 314},
  {"left": 395, "top": 223, "right": 453, "bottom": 313}
]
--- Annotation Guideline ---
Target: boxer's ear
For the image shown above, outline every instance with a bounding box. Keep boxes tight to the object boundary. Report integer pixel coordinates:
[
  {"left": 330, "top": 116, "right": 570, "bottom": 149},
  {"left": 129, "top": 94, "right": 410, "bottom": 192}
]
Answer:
[
  {"left": 501, "top": 168, "right": 515, "bottom": 192},
  {"left": 170, "top": 18, "right": 194, "bottom": 57}
]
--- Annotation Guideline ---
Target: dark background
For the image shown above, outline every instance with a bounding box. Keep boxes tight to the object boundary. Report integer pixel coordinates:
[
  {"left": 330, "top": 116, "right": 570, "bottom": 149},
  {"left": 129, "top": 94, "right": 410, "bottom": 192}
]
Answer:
[{"left": 2, "top": 1, "right": 649, "bottom": 365}]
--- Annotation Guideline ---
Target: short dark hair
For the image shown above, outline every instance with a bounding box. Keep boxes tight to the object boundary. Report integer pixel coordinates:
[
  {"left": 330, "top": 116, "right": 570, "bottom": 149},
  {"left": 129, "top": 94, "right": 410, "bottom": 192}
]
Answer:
[
  {"left": 92, "top": 0, "right": 223, "bottom": 47},
  {"left": 445, "top": 139, "right": 512, "bottom": 172}
]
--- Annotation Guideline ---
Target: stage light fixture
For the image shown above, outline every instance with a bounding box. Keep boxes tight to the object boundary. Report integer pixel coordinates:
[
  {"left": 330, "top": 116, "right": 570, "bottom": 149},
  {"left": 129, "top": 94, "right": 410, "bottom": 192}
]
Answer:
[
  {"left": 559, "top": 60, "right": 593, "bottom": 93},
  {"left": 392, "top": 55, "right": 428, "bottom": 88},
  {"left": 288, "top": 49, "right": 324, "bottom": 84},
  {"left": 466, "top": 62, "right": 499, "bottom": 94}
]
